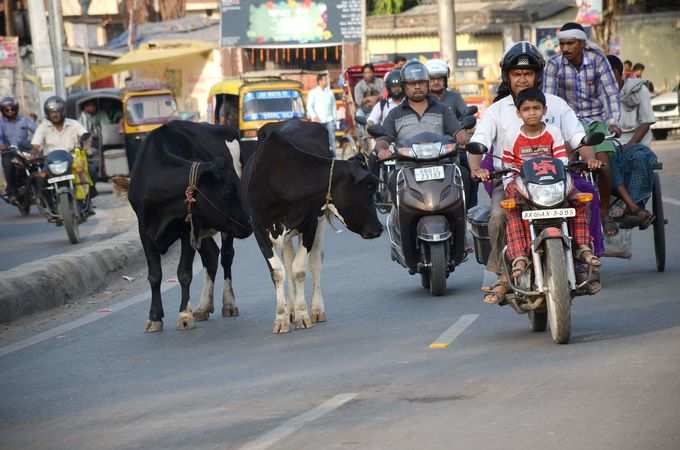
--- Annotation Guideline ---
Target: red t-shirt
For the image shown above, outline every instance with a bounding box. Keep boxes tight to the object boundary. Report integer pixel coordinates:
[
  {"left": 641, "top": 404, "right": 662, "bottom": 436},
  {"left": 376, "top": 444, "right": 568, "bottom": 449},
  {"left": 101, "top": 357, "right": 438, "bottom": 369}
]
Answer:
[{"left": 502, "top": 124, "right": 567, "bottom": 168}]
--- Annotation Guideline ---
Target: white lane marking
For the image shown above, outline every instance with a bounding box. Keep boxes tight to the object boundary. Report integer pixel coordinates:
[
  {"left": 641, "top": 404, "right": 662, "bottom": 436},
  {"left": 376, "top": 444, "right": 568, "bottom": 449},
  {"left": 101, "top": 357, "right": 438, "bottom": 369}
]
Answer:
[
  {"left": 0, "top": 264, "right": 204, "bottom": 359},
  {"left": 430, "top": 314, "right": 479, "bottom": 349},
  {"left": 237, "top": 393, "right": 357, "bottom": 450},
  {"left": 663, "top": 196, "right": 680, "bottom": 207}
]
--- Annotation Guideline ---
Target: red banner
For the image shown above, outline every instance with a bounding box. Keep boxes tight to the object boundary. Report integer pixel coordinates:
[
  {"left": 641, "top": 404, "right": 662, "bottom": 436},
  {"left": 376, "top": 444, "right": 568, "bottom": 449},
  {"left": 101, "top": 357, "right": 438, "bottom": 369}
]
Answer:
[{"left": 0, "top": 36, "right": 19, "bottom": 68}]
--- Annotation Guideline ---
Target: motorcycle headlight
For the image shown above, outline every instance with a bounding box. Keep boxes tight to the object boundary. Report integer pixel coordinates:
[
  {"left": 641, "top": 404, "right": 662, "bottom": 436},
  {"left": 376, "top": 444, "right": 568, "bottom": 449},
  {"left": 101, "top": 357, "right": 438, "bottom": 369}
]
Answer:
[
  {"left": 411, "top": 142, "right": 441, "bottom": 159},
  {"left": 48, "top": 161, "right": 69, "bottom": 175},
  {"left": 527, "top": 181, "right": 565, "bottom": 207}
]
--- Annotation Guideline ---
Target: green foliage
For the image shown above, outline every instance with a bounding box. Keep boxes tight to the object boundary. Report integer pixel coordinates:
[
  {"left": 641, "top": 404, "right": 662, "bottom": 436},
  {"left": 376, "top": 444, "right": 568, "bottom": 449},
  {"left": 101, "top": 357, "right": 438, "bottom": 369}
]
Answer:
[{"left": 368, "top": 0, "right": 419, "bottom": 15}]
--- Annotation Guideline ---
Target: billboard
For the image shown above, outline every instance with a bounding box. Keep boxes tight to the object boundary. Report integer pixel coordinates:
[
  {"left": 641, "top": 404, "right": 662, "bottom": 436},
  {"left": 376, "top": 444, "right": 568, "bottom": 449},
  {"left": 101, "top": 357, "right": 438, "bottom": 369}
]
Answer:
[
  {"left": 0, "top": 37, "right": 19, "bottom": 68},
  {"left": 220, "top": 0, "right": 362, "bottom": 47}
]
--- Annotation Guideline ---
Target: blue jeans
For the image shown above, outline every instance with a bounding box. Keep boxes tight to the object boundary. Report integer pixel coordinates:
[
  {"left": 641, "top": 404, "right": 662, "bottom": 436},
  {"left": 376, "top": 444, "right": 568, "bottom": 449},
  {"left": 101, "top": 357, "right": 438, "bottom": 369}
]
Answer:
[{"left": 323, "top": 121, "right": 336, "bottom": 157}]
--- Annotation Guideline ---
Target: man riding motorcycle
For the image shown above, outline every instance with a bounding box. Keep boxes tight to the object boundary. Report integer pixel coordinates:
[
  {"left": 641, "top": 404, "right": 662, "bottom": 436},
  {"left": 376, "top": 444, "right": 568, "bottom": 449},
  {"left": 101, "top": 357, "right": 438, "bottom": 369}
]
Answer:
[
  {"left": 467, "top": 42, "right": 603, "bottom": 304},
  {"left": 0, "top": 96, "right": 36, "bottom": 203},
  {"left": 367, "top": 69, "right": 404, "bottom": 126},
  {"left": 425, "top": 59, "right": 467, "bottom": 120},
  {"left": 31, "top": 96, "right": 96, "bottom": 199}
]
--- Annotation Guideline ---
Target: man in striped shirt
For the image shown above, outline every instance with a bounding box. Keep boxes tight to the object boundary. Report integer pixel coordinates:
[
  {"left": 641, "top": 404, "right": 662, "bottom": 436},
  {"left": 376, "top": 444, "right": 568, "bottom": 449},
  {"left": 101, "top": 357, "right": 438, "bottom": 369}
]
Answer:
[{"left": 544, "top": 21, "right": 622, "bottom": 224}]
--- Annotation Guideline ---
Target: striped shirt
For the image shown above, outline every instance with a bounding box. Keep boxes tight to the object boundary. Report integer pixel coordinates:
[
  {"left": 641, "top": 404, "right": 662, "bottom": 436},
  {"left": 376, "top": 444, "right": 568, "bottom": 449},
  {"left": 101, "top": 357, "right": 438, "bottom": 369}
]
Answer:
[
  {"left": 502, "top": 124, "right": 566, "bottom": 188},
  {"left": 543, "top": 47, "right": 621, "bottom": 124}
]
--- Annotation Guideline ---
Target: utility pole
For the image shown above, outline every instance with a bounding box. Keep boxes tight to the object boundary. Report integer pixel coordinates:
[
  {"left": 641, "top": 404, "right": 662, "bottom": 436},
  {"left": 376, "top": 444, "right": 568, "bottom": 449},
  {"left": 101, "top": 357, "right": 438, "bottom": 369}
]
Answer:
[
  {"left": 46, "top": 0, "right": 66, "bottom": 99},
  {"left": 438, "top": 0, "right": 457, "bottom": 74},
  {"left": 26, "top": 0, "right": 56, "bottom": 112},
  {"left": 361, "top": 0, "right": 368, "bottom": 64}
]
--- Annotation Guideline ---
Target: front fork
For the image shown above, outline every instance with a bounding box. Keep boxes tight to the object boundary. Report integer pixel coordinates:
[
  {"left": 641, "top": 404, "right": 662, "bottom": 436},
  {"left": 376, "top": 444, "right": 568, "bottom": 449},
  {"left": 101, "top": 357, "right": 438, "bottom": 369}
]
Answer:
[{"left": 528, "top": 220, "right": 577, "bottom": 292}]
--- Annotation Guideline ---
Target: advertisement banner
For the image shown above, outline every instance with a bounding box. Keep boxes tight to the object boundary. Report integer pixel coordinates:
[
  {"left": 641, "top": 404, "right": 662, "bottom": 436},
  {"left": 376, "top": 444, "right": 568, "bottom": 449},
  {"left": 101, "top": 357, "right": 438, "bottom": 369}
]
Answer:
[
  {"left": 575, "top": 0, "right": 603, "bottom": 26},
  {"left": 220, "top": 0, "right": 361, "bottom": 47},
  {"left": 0, "top": 37, "right": 19, "bottom": 68}
]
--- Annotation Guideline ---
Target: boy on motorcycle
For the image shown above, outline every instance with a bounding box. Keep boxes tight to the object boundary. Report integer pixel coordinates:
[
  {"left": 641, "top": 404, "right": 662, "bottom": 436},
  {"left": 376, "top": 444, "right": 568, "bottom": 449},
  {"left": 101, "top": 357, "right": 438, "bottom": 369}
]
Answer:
[{"left": 502, "top": 88, "right": 600, "bottom": 284}]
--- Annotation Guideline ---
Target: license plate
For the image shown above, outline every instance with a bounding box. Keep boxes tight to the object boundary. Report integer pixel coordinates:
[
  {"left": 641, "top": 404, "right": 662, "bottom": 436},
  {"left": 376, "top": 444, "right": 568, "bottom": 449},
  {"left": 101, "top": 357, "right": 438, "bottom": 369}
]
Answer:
[
  {"left": 414, "top": 166, "right": 445, "bottom": 182},
  {"left": 47, "top": 174, "right": 75, "bottom": 184},
  {"left": 522, "top": 208, "right": 575, "bottom": 220}
]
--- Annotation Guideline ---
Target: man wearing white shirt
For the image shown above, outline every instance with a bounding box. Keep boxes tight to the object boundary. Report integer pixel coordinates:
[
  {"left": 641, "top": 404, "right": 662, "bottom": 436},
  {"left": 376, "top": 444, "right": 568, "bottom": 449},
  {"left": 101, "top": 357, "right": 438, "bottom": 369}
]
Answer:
[
  {"left": 367, "top": 69, "right": 403, "bottom": 126},
  {"left": 306, "top": 73, "right": 337, "bottom": 156}
]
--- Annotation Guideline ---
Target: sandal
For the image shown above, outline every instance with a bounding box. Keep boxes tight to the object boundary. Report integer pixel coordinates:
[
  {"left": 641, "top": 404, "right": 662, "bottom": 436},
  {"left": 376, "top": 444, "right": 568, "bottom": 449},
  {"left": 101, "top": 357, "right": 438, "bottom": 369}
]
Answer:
[
  {"left": 576, "top": 246, "right": 601, "bottom": 267},
  {"left": 630, "top": 207, "right": 655, "bottom": 230},
  {"left": 511, "top": 256, "right": 530, "bottom": 280},
  {"left": 482, "top": 277, "right": 509, "bottom": 305},
  {"left": 603, "top": 216, "right": 619, "bottom": 236}
]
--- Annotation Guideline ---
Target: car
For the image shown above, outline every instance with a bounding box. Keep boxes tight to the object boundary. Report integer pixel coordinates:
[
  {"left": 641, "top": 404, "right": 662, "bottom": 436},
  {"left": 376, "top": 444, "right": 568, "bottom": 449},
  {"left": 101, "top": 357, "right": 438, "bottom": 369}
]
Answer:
[{"left": 651, "top": 88, "right": 680, "bottom": 140}]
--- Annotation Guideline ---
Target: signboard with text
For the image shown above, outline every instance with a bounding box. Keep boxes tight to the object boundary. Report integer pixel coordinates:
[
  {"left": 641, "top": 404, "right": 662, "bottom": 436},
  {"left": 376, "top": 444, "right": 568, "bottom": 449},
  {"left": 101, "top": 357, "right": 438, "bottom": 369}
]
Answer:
[
  {"left": 220, "top": 0, "right": 361, "bottom": 47},
  {"left": 0, "top": 37, "right": 19, "bottom": 68}
]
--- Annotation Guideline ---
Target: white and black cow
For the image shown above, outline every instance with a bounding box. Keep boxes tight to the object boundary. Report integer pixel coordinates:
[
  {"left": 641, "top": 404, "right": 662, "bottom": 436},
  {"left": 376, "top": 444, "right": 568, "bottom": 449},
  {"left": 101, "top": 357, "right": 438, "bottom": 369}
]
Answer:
[
  {"left": 129, "top": 121, "right": 252, "bottom": 333},
  {"left": 242, "top": 119, "right": 383, "bottom": 334}
]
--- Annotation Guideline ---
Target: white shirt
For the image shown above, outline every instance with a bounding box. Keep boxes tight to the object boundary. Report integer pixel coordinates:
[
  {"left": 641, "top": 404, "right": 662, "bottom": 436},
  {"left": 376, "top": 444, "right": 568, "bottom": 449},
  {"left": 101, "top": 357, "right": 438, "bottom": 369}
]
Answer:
[
  {"left": 306, "top": 86, "right": 336, "bottom": 124},
  {"left": 31, "top": 118, "right": 87, "bottom": 154},
  {"left": 619, "top": 78, "right": 656, "bottom": 147},
  {"left": 471, "top": 93, "right": 585, "bottom": 170},
  {"left": 367, "top": 98, "right": 402, "bottom": 125}
]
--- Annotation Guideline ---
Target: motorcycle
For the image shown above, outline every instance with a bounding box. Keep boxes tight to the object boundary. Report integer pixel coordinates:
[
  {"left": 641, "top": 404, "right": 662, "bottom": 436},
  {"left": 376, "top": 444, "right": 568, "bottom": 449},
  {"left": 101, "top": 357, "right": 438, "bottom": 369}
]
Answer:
[
  {"left": 40, "top": 137, "right": 95, "bottom": 244},
  {"left": 466, "top": 132, "right": 604, "bottom": 344},
  {"left": 1, "top": 144, "right": 42, "bottom": 216}
]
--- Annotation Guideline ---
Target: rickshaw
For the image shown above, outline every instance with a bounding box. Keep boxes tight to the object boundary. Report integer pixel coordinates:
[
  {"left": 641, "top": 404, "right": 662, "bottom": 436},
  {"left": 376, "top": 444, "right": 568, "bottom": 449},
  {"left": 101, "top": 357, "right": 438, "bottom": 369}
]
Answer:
[
  {"left": 207, "top": 78, "right": 306, "bottom": 161},
  {"left": 66, "top": 81, "right": 176, "bottom": 178}
]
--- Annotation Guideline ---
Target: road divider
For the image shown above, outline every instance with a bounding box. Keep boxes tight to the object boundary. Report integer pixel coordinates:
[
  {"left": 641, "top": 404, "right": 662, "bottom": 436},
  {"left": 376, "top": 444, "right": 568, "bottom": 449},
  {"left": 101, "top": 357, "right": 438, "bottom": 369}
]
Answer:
[
  {"left": 430, "top": 314, "right": 479, "bottom": 349},
  {"left": 237, "top": 393, "right": 358, "bottom": 450}
]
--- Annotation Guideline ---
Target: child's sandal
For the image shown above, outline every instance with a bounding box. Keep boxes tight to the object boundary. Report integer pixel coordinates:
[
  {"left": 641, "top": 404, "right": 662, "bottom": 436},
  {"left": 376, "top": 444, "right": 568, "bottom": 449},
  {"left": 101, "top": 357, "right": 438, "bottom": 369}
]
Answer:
[{"left": 511, "top": 256, "right": 530, "bottom": 280}]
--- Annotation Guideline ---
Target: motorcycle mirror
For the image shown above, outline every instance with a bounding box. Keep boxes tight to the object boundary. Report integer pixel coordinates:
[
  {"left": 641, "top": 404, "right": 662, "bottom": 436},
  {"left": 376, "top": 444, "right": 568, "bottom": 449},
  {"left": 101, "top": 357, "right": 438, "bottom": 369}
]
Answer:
[
  {"left": 582, "top": 131, "right": 605, "bottom": 147},
  {"left": 461, "top": 115, "right": 476, "bottom": 130},
  {"left": 466, "top": 142, "right": 488, "bottom": 155},
  {"left": 464, "top": 105, "right": 478, "bottom": 116},
  {"left": 354, "top": 114, "right": 367, "bottom": 126},
  {"left": 367, "top": 124, "right": 386, "bottom": 138}
]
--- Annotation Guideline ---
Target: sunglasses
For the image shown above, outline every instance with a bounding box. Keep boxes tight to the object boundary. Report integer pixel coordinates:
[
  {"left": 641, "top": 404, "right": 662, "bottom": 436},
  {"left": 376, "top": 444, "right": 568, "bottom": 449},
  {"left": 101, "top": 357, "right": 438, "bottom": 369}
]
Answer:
[{"left": 2, "top": 107, "right": 17, "bottom": 113}]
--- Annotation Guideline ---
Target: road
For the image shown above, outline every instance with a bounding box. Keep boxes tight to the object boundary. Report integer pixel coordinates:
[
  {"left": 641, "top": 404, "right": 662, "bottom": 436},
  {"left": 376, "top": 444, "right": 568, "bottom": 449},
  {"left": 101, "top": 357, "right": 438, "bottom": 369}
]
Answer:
[
  {"left": 0, "top": 141, "right": 678, "bottom": 450},
  {"left": 0, "top": 184, "right": 134, "bottom": 271}
]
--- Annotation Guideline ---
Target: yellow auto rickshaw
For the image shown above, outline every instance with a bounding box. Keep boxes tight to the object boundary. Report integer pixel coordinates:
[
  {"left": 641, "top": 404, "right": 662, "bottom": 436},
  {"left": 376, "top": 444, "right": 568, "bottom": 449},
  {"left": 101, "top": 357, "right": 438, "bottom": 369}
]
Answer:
[{"left": 207, "top": 78, "right": 306, "bottom": 160}]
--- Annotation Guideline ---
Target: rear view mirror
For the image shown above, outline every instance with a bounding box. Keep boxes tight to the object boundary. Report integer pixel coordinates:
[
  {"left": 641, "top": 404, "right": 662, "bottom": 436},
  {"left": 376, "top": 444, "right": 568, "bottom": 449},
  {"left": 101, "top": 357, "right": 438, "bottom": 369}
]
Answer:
[
  {"left": 464, "top": 105, "right": 478, "bottom": 116},
  {"left": 367, "top": 124, "right": 386, "bottom": 138},
  {"left": 461, "top": 115, "right": 476, "bottom": 130},
  {"left": 355, "top": 114, "right": 367, "bottom": 126},
  {"left": 466, "top": 142, "right": 488, "bottom": 155},
  {"left": 582, "top": 131, "right": 604, "bottom": 147}
]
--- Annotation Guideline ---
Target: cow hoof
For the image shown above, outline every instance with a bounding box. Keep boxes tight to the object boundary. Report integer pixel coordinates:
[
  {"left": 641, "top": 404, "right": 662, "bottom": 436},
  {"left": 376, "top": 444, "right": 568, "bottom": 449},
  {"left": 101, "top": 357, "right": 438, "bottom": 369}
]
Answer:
[
  {"left": 144, "top": 320, "right": 163, "bottom": 333},
  {"left": 311, "top": 311, "right": 327, "bottom": 323},
  {"left": 176, "top": 311, "right": 195, "bottom": 331},
  {"left": 222, "top": 305, "right": 239, "bottom": 317},
  {"left": 193, "top": 309, "right": 211, "bottom": 321},
  {"left": 292, "top": 311, "right": 313, "bottom": 329},
  {"left": 273, "top": 318, "right": 291, "bottom": 334}
]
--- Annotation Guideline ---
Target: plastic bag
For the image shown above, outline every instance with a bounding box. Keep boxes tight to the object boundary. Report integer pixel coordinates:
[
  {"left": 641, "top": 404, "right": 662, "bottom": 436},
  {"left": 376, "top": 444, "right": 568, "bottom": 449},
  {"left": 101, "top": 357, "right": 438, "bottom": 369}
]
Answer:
[{"left": 603, "top": 228, "right": 633, "bottom": 259}]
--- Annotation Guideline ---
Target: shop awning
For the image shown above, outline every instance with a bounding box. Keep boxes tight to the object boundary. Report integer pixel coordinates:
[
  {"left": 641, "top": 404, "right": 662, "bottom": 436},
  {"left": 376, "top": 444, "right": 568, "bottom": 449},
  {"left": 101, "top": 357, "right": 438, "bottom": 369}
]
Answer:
[{"left": 68, "top": 41, "right": 216, "bottom": 88}]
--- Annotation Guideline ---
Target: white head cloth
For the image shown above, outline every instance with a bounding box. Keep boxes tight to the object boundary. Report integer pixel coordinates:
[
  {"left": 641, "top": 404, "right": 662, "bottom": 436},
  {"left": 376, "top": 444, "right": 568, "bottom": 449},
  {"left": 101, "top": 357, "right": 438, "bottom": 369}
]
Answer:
[{"left": 557, "top": 29, "right": 588, "bottom": 41}]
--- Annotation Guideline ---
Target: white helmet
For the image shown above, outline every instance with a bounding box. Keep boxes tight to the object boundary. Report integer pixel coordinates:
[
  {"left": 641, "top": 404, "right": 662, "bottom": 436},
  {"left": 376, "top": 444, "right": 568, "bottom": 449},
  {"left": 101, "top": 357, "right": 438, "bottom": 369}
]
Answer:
[{"left": 425, "top": 59, "right": 450, "bottom": 79}]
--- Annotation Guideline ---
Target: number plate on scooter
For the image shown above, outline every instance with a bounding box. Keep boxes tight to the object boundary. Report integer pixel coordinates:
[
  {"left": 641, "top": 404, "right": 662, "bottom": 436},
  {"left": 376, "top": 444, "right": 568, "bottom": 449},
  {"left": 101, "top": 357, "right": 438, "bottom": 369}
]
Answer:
[
  {"left": 522, "top": 208, "right": 575, "bottom": 220},
  {"left": 414, "top": 166, "right": 445, "bottom": 182},
  {"left": 47, "top": 174, "right": 75, "bottom": 184}
]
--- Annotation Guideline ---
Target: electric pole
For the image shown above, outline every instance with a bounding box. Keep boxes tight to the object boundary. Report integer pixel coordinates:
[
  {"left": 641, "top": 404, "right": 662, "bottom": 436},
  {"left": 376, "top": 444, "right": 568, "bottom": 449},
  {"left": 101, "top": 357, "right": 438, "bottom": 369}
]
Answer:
[
  {"left": 438, "top": 0, "right": 457, "bottom": 74},
  {"left": 361, "top": 0, "right": 368, "bottom": 64},
  {"left": 26, "top": 0, "right": 56, "bottom": 112},
  {"left": 47, "top": 0, "right": 66, "bottom": 99}
]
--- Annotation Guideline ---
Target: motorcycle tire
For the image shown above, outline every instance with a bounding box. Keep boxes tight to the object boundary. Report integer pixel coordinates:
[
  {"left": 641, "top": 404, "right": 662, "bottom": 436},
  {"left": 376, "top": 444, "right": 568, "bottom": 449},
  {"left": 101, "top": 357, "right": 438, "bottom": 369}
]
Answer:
[
  {"left": 528, "top": 310, "right": 547, "bottom": 332},
  {"left": 652, "top": 173, "right": 665, "bottom": 272},
  {"left": 17, "top": 196, "right": 31, "bottom": 216},
  {"left": 429, "top": 242, "right": 447, "bottom": 297},
  {"left": 58, "top": 192, "right": 80, "bottom": 244},
  {"left": 544, "top": 239, "right": 571, "bottom": 344}
]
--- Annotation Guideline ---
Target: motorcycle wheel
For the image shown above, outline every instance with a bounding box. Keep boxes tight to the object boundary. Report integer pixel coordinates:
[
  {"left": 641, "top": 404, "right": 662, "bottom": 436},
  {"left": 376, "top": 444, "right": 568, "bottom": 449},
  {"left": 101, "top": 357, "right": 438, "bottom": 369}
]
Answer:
[
  {"left": 58, "top": 192, "right": 80, "bottom": 244},
  {"left": 17, "top": 195, "right": 31, "bottom": 216},
  {"left": 544, "top": 239, "right": 571, "bottom": 344},
  {"left": 528, "top": 310, "right": 547, "bottom": 332},
  {"left": 429, "top": 242, "right": 447, "bottom": 297}
]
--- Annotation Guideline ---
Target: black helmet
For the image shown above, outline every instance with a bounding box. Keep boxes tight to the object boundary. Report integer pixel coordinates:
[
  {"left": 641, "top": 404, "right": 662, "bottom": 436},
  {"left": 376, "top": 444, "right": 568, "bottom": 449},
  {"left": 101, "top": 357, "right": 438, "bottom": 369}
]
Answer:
[
  {"left": 44, "top": 96, "right": 66, "bottom": 116},
  {"left": 400, "top": 60, "right": 429, "bottom": 85},
  {"left": 0, "top": 96, "right": 18, "bottom": 115},
  {"left": 385, "top": 69, "right": 401, "bottom": 87},
  {"left": 500, "top": 41, "right": 545, "bottom": 86}
]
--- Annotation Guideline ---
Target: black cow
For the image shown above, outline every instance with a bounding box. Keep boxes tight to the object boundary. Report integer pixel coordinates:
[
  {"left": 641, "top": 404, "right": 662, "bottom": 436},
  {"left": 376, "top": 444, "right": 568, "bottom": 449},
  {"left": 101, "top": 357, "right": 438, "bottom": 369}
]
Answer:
[
  {"left": 242, "top": 119, "right": 383, "bottom": 334},
  {"left": 129, "top": 121, "right": 251, "bottom": 333}
]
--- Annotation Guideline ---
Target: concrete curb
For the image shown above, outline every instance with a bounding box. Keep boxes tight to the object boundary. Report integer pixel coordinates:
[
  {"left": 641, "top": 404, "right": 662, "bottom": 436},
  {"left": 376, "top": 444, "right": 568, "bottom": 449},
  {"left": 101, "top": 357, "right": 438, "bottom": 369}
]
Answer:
[{"left": 0, "top": 228, "right": 144, "bottom": 323}]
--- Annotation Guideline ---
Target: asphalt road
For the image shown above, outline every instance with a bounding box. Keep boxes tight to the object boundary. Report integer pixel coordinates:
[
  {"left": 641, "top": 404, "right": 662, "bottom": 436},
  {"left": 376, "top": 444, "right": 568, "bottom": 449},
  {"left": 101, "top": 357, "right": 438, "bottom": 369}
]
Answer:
[
  {"left": 0, "top": 184, "right": 134, "bottom": 271},
  {"left": 1, "top": 142, "right": 678, "bottom": 450}
]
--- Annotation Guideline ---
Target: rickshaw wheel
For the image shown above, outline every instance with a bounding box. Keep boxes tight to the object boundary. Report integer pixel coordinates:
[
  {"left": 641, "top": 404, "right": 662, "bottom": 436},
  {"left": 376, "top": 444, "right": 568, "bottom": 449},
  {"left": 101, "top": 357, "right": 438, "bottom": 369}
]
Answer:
[{"left": 652, "top": 173, "right": 665, "bottom": 272}]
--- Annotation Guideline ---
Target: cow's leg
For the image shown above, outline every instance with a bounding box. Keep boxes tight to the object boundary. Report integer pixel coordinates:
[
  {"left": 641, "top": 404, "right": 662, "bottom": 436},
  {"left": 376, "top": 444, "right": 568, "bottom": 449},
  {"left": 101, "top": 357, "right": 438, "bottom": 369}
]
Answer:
[
  {"left": 291, "top": 235, "right": 312, "bottom": 329},
  {"left": 220, "top": 232, "right": 239, "bottom": 317},
  {"left": 176, "top": 233, "right": 196, "bottom": 331},
  {"left": 194, "top": 236, "right": 219, "bottom": 321},
  {"left": 310, "top": 219, "right": 327, "bottom": 323},
  {"left": 282, "top": 234, "right": 297, "bottom": 321},
  {"left": 142, "top": 234, "right": 164, "bottom": 333},
  {"left": 269, "top": 234, "right": 291, "bottom": 334}
]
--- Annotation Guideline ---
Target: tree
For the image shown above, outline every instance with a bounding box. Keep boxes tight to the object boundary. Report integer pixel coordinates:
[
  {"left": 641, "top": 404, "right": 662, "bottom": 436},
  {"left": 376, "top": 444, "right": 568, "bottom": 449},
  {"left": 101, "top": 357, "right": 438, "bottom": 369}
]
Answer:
[
  {"left": 369, "top": 0, "right": 419, "bottom": 15},
  {"left": 159, "top": 0, "right": 186, "bottom": 21}
]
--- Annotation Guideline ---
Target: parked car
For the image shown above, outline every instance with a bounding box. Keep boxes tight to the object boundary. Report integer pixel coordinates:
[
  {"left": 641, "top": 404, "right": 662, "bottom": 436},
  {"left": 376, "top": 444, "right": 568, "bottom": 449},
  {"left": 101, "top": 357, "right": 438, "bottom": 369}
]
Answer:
[{"left": 651, "top": 87, "right": 680, "bottom": 140}]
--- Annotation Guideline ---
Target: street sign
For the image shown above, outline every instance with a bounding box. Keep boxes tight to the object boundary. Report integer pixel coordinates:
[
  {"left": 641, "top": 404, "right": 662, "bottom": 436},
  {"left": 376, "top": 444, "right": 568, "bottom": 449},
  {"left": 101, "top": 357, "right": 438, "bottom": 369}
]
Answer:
[{"left": 220, "top": 0, "right": 361, "bottom": 47}]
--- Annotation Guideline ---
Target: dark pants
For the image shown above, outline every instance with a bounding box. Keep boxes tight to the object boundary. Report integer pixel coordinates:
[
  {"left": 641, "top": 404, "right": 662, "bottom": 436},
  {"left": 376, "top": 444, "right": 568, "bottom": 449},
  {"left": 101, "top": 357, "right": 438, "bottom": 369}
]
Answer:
[{"left": 2, "top": 152, "right": 17, "bottom": 196}]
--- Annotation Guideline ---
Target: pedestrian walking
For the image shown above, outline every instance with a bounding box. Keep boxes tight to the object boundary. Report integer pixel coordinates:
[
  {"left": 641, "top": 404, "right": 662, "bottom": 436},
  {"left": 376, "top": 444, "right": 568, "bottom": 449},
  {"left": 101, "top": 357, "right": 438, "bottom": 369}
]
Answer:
[{"left": 306, "top": 73, "right": 337, "bottom": 156}]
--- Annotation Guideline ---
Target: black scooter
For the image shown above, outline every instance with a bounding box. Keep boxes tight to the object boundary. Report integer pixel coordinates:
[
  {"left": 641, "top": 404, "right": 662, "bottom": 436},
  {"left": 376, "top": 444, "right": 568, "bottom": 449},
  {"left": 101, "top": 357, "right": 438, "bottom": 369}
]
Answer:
[{"left": 1, "top": 145, "right": 42, "bottom": 216}]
